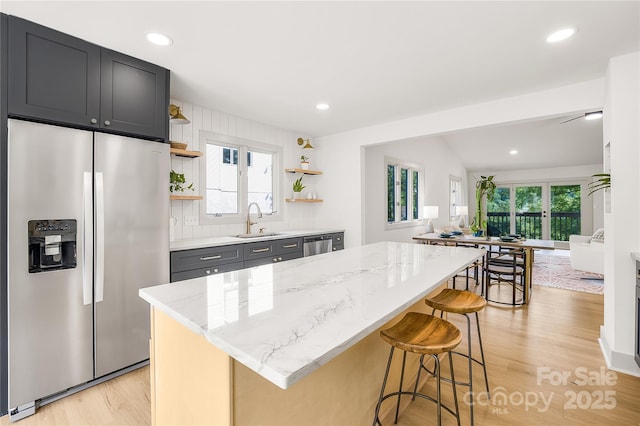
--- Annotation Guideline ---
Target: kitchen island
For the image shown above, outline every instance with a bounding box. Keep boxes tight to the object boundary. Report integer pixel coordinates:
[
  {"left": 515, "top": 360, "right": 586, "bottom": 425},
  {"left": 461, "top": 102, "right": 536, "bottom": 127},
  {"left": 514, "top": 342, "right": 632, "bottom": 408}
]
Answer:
[{"left": 139, "top": 241, "right": 485, "bottom": 425}]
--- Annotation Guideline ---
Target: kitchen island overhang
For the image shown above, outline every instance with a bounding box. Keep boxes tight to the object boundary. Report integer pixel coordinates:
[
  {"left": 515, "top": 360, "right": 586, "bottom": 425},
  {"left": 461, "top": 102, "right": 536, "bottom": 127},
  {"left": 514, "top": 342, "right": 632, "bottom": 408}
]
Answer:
[{"left": 140, "top": 241, "right": 485, "bottom": 424}]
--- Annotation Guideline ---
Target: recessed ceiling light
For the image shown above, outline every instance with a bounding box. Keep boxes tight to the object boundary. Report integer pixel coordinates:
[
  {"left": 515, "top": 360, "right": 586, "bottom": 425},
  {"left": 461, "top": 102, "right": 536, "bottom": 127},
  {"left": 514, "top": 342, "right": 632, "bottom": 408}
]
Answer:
[
  {"left": 316, "top": 103, "right": 330, "bottom": 110},
  {"left": 510, "top": 150, "right": 518, "bottom": 155},
  {"left": 146, "top": 32, "right": 173, "bottom": 46},
  {"left": 546, "top": 28, "right": 576, "bottom": 43},
  {"left": 585, "top": 111, "right": 603, "bottom": 120}
]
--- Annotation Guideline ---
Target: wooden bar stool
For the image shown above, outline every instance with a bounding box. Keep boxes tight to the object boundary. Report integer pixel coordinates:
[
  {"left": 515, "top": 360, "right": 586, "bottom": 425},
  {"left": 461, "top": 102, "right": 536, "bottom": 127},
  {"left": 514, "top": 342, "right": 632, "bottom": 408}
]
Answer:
[
  {"left": 372, "top": 312, "right": 461, "bottom": 426},
  {"left": 423, "top": 289, "right": 489, "bottom": 425}
]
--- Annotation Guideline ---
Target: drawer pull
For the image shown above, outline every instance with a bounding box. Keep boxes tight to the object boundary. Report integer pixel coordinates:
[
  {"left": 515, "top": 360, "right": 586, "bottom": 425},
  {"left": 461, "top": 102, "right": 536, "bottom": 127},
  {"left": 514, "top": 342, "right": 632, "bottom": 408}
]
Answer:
[
  {"left": 200, "top": 255, "right": 222, "bottom": 261},
  {"left": 282, "top": 244, "right": 298, "bottom": 248},
  {"left": 252, "top": 248, "right": 270, "bottom": 253}
]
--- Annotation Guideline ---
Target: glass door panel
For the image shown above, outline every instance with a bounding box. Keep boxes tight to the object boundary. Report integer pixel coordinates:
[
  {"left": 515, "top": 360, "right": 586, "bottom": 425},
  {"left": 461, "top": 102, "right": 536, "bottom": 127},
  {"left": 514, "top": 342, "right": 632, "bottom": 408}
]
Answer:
[
  {"left": 515, "top": 186, "right": 543, "bottom": 239},
  {"left": 487, "top": 187, "right": 511, "bottom": 236},
  {"left": 550, "top": 184, "right": 581, "bottom": 241}
]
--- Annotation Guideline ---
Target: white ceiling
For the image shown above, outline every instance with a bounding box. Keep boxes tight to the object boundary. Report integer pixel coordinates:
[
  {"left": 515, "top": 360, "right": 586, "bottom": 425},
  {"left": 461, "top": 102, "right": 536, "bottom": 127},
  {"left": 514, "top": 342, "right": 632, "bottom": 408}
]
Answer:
[{"left": 2, "top": 1, "right": 638, "bottom": 171}]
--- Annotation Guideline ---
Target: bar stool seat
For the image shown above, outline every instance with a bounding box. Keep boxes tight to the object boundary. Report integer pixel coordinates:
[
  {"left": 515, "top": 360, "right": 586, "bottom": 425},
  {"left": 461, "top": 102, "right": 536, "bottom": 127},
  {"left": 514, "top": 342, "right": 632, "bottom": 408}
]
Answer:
[
  {"left": 424, "top": 289, "right": 489, "bottom": 426},
  {"left": 373, "top": 312, "right": 462, "bottom": 426},
  {"left": 425, "top": 288, "right": 486, "bottom": 314}
]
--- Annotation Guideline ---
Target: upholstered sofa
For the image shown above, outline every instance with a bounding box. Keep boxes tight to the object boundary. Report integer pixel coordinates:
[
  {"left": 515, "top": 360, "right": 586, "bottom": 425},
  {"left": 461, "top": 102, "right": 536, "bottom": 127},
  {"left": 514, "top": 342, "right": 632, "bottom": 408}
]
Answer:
[{"left": 569, "top": 229, "right": 604, "bottom": 275}]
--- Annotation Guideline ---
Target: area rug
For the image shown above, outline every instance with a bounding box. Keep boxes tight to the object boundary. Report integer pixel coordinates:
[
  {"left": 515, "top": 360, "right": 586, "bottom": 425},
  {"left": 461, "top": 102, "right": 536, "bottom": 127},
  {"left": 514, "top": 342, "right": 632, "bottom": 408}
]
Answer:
[{"left": 532, "top": 252, "right": 604, "bottom": 295}]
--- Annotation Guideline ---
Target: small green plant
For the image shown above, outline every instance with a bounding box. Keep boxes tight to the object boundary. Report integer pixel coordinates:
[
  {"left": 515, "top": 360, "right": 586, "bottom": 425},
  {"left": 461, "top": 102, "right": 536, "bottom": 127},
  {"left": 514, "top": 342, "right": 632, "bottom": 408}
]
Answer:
[
  {"left": 169, "top": 170, "right": 194, "bottom": 193},
  {"left": 588, "top": 173, "right": 610, "bottom": 196},
  {"left": 292, "top": 176, "right": 306, "bottom": 193},
  {"left": 300, "top": 155, "right": 309, "bottom": 163}
]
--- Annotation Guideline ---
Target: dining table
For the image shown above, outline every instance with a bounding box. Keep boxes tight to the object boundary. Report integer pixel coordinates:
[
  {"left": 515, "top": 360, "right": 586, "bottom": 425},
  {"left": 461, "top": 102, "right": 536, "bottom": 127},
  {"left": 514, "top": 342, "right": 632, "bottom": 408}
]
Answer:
[{"left": 412, "top": 233, "right": 555, "bottom": 304}]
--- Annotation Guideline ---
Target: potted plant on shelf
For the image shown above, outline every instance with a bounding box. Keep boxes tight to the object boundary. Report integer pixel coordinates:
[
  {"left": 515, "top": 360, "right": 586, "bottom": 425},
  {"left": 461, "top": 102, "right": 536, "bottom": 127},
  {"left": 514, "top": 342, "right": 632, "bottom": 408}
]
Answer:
[
  {"left": 169, "top": 170, "right": 194, "bottom": 193},
  {"left": 300, "top": 155, "right": 310, "bottom": 170},
  {"left": 470, "top": 175, "right": 496, "bottom": 238},
  {"left": 292, "top": 176, "right": 306, "bottom": 199}
]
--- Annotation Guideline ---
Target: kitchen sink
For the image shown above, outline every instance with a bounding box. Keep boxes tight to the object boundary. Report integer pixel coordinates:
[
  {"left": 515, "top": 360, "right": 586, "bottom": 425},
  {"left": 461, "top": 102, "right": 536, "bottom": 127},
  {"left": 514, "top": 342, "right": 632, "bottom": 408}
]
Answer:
[{"left": 234, "top": 232, "right": 281, "bottom": 238}]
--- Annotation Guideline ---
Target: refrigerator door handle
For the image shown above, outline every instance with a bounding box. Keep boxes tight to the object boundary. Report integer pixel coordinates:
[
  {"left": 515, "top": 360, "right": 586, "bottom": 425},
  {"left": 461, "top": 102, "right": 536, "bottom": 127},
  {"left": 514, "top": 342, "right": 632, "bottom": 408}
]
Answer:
[
  {"left": 95, "top": 172, "right": 105, "bottom": 303},
  {"left": 82, "top": 172, "right": 93, "bottom": 305}
]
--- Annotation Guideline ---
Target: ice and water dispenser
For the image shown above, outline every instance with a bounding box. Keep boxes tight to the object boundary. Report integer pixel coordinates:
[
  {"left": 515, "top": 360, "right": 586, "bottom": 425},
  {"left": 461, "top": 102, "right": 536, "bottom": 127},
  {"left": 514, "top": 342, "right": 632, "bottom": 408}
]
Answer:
[{"left": 28, "top": 219, "right": 77, "bottom": 273}]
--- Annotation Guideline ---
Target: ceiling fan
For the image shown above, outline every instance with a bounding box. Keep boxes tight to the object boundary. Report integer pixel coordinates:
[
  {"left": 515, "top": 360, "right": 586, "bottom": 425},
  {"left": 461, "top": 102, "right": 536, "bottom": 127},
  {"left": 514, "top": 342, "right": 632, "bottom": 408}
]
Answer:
[{"left": 560, "top": 111, "right": 603, "bottom": 124}]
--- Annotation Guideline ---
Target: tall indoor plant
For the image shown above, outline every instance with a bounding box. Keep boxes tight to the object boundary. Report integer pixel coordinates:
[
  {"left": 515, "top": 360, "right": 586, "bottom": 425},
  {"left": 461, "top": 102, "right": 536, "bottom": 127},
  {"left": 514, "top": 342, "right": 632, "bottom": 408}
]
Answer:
[{"left": 470, "top": 175, "right": 496, "bottom": 237}]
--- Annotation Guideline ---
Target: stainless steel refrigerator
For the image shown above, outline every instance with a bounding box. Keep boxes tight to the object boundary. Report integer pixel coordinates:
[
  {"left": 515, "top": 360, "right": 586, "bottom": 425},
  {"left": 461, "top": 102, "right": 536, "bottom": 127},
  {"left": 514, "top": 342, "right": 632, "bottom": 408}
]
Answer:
[{"left": 7, "top": 118, "right": 169, "bottom": 420}]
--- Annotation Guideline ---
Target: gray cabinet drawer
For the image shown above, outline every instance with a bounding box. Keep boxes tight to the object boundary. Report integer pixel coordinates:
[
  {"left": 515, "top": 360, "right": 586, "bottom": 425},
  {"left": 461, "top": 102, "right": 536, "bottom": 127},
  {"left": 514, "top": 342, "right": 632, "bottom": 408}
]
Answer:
[
  {"left": 171, "top": 245, "right": 243, "bottom": 273},
  {"left": 171, "top": 261, "right": 244, "bottom": 282},
  {"left": 274, "top": 237, "right": 303, "bottom": 256},
  {"left": 243, "top": 241, "right": 275, "bottom": 261}
]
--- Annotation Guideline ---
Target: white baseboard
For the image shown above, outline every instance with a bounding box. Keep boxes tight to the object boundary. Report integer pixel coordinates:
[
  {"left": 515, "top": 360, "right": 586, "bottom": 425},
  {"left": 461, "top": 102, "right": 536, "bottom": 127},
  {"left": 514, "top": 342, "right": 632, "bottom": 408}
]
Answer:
[{"left": 599, "top": 326, "right": 640, "bottom": 377}]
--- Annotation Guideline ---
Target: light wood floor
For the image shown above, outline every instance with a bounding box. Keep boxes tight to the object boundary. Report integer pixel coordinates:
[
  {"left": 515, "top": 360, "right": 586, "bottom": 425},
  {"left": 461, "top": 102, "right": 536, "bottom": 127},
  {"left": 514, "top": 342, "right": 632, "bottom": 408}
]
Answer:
[{"left": 2, "top": 284, "right": 639, "bottom": 425}]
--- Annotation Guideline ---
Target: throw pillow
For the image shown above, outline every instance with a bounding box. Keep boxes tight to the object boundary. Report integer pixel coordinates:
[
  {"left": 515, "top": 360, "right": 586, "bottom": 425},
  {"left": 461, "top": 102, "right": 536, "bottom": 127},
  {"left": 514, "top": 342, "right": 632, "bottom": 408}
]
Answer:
[{"left": 591, "top": 228, "right": 605, "bottom": 243}]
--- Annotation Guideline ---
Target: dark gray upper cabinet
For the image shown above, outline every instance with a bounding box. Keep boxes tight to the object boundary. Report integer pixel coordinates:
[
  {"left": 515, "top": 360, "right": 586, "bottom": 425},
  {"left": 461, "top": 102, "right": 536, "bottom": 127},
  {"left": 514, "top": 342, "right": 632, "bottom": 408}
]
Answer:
[
  {"left": 8, "top": 16, "right": 101, "bottom": 128},
  {"left": 100, "top": 49, "right": 168, "bottom": 140},
  {"left": 8, "top": 16, "right": 168, "bottom": 141}
]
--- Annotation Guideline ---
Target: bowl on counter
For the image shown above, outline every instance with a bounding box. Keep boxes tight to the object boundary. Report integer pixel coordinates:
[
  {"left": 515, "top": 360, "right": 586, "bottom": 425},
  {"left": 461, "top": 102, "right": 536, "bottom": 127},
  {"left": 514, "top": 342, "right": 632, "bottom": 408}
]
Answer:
[{"left": 439, "top": 233, "right": 453, "bottom": 238}]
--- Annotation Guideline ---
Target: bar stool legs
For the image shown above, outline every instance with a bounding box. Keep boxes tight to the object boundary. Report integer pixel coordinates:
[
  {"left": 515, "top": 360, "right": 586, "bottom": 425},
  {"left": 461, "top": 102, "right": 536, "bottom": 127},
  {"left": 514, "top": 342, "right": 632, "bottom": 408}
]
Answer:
[
  {"left": 424, "top": 289, "right": 490, "bottom": 425},
  {"left": 372, "top": 312, "right": 462, "bottom": 426}
]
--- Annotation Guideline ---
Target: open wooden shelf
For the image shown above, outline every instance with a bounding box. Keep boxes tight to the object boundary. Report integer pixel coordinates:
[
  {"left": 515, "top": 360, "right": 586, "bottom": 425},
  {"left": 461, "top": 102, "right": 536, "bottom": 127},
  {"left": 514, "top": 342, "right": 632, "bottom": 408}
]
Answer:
[
  {"left": 285, "top": 198, "right": 323, "bottom": 203},
  {"left": 171, "top": 148, "right": 202, "bottom": 158},
  {"left": 170, "top": 195, "right": 203, "bottom": 201},
  {"left": 284, "top": 168, "right": 322, "bottom": 175}
]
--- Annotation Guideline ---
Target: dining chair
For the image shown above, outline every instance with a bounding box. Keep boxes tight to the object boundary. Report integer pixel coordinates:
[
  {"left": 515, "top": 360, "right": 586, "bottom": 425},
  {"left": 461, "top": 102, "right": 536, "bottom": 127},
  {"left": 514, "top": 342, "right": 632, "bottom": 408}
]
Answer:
[{"left": 484, "top": 245, "right": 527, "bottom": 306}]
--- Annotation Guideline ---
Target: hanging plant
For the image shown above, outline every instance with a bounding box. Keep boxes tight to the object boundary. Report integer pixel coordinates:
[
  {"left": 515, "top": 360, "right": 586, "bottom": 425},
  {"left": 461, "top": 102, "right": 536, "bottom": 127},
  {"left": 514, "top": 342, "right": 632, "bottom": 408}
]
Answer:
[{"left": 587, "top": 173, "right": 610, "bottom": 196}]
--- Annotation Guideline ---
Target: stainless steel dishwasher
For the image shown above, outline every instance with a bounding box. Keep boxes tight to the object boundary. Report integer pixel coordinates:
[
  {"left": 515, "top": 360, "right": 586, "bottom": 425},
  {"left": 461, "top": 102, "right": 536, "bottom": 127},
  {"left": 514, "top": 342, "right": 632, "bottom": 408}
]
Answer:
[{"left": 303, "top": 234, "right": 333, "bottom": 256}]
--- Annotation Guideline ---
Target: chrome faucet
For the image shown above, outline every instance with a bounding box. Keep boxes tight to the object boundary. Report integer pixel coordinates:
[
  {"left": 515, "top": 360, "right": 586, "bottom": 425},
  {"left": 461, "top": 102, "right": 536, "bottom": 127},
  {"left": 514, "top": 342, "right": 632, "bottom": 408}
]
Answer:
[{"left": 246, "top": 202, "right": 263, "bottom": 234}]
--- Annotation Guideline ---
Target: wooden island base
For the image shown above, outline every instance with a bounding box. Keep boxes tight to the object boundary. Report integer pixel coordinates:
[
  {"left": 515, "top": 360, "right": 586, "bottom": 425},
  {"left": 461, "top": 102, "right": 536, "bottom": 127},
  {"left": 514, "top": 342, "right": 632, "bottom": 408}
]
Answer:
[{"left": 150, "top": 296, "right": 441, "bottom": 426}]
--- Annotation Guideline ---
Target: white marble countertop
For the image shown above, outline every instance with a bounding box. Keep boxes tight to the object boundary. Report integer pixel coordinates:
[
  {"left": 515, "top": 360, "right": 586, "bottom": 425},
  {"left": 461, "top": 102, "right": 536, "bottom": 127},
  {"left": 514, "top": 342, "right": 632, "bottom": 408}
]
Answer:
[
  {"left": 140, "top": 241, "right": 485, "bottom": 389},
  {"left": 170, "top": 229, "right": 344, "bottom": 251}
]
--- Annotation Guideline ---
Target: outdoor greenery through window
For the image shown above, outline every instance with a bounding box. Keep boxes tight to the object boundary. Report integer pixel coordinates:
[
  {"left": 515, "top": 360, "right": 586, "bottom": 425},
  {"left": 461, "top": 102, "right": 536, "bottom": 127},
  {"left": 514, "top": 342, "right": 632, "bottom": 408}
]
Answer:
[
  {"left": 486, "top": 184, "right": 581, "bottom": 241},
  {"left": 203, "top": 133, "right": 279, "bottom": 219},
  {"left": 387, "top": 159, "right": 422, "bottom": 225}
]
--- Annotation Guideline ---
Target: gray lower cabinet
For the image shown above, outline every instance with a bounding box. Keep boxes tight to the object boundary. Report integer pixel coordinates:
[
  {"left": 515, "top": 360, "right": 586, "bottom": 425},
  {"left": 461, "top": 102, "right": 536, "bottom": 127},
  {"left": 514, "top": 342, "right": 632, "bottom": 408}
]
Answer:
[
  {"left": 331, "top": 232, "right": 345, "bottom": 251},
  {"left": 170, "top": 245, "right": 243, "bottom": 282},
  {"left": 243, "top": 237, "right": 303, "bottom": 268},
  {"left": 169, "top": 237, "right": 307, "bottom": 282}
]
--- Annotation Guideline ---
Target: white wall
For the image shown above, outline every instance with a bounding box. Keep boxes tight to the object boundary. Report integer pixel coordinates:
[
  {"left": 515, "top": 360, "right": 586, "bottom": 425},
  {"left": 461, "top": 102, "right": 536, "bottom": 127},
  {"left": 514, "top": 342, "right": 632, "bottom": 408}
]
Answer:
[
  {"left": 600, "top": 51, "right": 640, "bottom": 376},
  {"left": 467, "top": 164, "right": 605, "bottom": 233},
  {"left": 169, "top": 101, "right": 319, "bottom": 240},
  {"left": 363, "top": 136, "right": 467, "bottom": 244},
  {"left": 315, "top": 78, "right": 605, "bottom": 247}
]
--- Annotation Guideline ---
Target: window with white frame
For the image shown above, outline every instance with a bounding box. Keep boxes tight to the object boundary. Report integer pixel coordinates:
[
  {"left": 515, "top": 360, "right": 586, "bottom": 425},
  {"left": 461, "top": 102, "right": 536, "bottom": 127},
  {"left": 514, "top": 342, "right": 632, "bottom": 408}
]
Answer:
[
  {"left": 387, "top": 158, "right": 423, "bottom": 225},
  {"left": 201, "top": 131, "right": 281, "bottom": 222},
  {"left": 449, "top": 175, "right": 462, "bottom": 220}
]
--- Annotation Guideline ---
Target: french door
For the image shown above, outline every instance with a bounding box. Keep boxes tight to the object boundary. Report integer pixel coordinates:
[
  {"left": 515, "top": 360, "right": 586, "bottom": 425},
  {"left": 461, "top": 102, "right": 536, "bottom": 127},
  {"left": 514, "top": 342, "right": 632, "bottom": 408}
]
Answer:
[{"left": 487, "top": 182, "right": 586, "bottom": 241}]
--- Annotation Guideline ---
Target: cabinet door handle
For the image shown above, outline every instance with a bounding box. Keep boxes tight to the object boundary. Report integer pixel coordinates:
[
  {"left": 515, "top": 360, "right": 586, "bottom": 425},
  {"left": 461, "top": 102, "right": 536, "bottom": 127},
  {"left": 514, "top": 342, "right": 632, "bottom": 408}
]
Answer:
[
  {"left": 104, "top": 120, "right": 111, "bottom": 126},
  {"left": 90, "top": 118, "right": 98, "bottom": 124},
  {"left": 282, "top": 244, "right": 298, "bottom": 248},
  {"left": 252, "top": 248, "right": 270, "bottom": 253},
  {"left": 200, "top": 255, "right": 222, "bottom": 261}
]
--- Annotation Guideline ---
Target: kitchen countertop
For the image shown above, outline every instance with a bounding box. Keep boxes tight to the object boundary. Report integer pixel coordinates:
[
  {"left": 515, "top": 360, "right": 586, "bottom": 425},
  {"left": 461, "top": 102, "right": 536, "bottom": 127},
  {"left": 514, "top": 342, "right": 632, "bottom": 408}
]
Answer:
[
  {"left": 170, "top": 229, "right": 344, "bottom": 251},
  {"left": 139, "top": 241, "right": 485, "bottom": 389}
]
